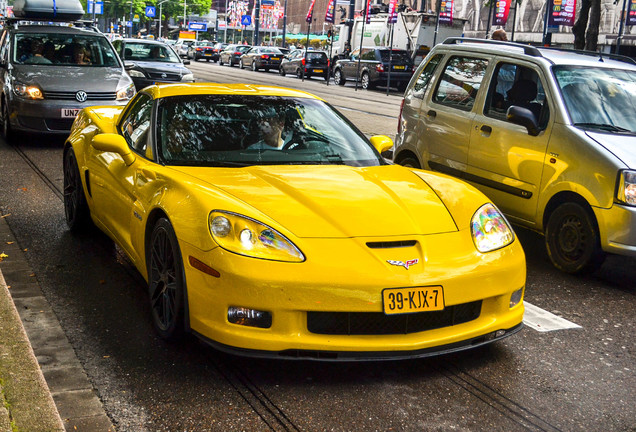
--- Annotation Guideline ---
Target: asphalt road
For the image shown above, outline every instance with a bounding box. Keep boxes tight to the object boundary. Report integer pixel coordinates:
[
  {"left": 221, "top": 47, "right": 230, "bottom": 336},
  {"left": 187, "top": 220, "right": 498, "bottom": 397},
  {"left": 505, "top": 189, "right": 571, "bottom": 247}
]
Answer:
[{"left": 0, "top": 63, "right": 634, "bottom": 431}]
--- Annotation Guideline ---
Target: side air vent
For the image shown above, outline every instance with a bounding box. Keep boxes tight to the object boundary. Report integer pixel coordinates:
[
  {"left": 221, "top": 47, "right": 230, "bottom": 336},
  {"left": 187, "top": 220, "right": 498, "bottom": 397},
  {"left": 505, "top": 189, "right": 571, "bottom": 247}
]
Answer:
[{"left": 366, "top": 240, "right": 417, "bottom": 249}]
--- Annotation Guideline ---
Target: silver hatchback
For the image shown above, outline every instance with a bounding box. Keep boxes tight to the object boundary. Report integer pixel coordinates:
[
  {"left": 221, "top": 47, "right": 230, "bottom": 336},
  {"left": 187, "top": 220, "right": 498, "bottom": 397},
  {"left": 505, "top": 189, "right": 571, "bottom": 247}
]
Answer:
[{"left": 0, "top": 22, "right": 135, "bottom": 139}]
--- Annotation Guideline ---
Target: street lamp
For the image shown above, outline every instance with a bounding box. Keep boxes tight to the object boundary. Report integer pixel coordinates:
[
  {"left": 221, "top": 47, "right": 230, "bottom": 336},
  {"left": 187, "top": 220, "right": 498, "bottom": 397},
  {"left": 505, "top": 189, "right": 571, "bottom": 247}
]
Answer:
[{"left": 157, "top": 0, "right": 169, "bottom": 39}]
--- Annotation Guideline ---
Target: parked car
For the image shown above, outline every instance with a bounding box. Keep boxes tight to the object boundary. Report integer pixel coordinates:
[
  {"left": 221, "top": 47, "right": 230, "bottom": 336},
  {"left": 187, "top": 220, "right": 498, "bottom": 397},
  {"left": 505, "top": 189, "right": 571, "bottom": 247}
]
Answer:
[
  {"left": 187, "top": 40, "right": 215, "bottom": 61},
  {"left": 175, "top": 40, "right": 194, "bottom": 58},
  {"left": 279, "top": 50, "right": 329, "bottom": 80},
  {"left": 218, "top": 44, "right": 251, "bottom": 66},
  {"left": 63, "top": 82, "right": 525, "bottom": 360},
  {"left": 112, "top": 39, "right": 194, "bottom": 91},
  {"left": 210, "top": 42, "right": 228, "bottom": 62},
  {"left": 0, "top": 3, "right": 135, "bottom": 140},
  {"left": 394, "top": 37, "right": 636, "bottom": 274},
  {"left": 239, "top": 46, "right": 284, "bottom": 72},
  {"left": 333, "top": 47, "right": 414, "bottom": 90}
]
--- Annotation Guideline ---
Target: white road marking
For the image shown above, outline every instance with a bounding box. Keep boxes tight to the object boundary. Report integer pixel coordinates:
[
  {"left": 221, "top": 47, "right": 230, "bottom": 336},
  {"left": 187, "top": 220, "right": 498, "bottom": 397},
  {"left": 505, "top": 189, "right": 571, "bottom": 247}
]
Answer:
[{"left": 523, "top": 301, "right": 582, "bottom": 332}]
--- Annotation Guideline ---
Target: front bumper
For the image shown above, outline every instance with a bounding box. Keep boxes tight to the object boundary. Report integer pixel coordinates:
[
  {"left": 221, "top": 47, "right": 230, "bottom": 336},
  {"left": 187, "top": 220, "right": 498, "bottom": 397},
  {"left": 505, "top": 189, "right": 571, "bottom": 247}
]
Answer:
[
  {"left": 180, "top": 230, "right": 526, "bottom": 360},
  {"left": 7, "top": 96, "right": 129, "bottom": 134},
  {"left": 594, "top": 203, "right": 636, "bottom": 256}
]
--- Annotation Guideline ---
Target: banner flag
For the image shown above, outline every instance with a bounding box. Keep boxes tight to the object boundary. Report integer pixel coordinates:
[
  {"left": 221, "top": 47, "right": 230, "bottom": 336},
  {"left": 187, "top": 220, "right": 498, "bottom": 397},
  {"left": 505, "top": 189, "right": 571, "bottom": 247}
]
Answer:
[
  {"left": 387, "top": 0, "right": 398, "bottom": 24},
  {"left": 548, "top": 0, "right": 576, "bottom": 27},
  {"left": 325, "top": 0, "right": 335, "bottom": 23},
  {"left": 627, "top": 0, "right": 636, "bottom": 26},
  {"left": 306, "top": 0, "right": 316, "bottom": 22},
  {"left": 438, "top": 0, "right": 453, "bottom": 25},
  {"left": 365, "top": 0, "right": 372, "bottom": 23},
  {"left": 492, "top": 0, "right": 510, "bottom": 26}
]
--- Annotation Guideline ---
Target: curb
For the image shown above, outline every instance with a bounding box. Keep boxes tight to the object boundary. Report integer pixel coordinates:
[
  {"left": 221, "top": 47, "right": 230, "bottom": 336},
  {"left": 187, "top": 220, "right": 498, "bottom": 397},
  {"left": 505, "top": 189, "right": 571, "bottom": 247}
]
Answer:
[{"left": 0, "top": 214, "right": 115, "bottom": 431}]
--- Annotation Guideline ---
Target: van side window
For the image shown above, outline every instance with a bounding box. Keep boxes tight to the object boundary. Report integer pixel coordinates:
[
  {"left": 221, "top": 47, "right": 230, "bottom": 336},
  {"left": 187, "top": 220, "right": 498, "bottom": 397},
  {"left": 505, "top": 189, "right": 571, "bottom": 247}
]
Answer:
[
  {"left": 485, "top": 63, "right": 550, "bottom": 128},
  {"left": 433, "top": 56, "right": 488, "bottom": 111},
  {"left": 120, "top": 94, "right": 153, "bottom": 156},
  {"left": 408, "top": 54, "right": 443, "bottom": 100}
]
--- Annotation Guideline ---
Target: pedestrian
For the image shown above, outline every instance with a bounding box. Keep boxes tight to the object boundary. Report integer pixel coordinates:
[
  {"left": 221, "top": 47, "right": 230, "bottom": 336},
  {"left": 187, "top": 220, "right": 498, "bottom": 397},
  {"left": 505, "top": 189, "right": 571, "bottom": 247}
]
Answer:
[{"left": 492, "top": 29, "right": 508, "bottom": 41}]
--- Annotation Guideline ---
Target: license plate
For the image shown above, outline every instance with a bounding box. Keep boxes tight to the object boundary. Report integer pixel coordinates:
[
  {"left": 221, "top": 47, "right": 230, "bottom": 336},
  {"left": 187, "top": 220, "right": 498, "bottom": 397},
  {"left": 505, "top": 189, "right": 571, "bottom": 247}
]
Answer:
[
  {"left": 393, "top": 65, "right": 405, "bottom": 70},
  {"left": 271, "top": 57, "right": 280, "bottom": 60},
  {"left": 382, "top": 286, "right": 444, "bottom": 315},
  {"left": 61, "top": 108, "right": 80, "bottom": 118},
  {"left": 314, "top": 69, "right": 323, "bottom": 73},
  {"left": 204, "top": 53, "right": 212, "bottom": 56}
]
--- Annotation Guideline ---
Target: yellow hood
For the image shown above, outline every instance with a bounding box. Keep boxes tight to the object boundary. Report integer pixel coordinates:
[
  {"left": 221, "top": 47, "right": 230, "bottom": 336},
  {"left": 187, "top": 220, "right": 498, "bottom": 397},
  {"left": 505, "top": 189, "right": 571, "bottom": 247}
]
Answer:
[{"left": 175, "top": 164, "right": 458, "bottom": 238}]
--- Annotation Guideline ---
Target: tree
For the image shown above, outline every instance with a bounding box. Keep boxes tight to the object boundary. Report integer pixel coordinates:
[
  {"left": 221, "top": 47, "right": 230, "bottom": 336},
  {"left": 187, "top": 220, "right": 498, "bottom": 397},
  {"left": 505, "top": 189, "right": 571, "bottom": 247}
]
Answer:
[{"left": 572, "top": 0, "right": 601, "bottom": 51}]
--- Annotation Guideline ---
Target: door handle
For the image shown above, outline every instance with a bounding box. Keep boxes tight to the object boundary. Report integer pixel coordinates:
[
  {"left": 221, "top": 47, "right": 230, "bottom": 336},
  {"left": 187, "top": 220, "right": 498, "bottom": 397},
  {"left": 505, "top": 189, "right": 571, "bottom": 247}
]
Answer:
[
  {"left": 427, "top": 110, "right": 437, "bottom": 119},
  {"left": 479, "top": 125, "right": 492, "bottom": 136}
]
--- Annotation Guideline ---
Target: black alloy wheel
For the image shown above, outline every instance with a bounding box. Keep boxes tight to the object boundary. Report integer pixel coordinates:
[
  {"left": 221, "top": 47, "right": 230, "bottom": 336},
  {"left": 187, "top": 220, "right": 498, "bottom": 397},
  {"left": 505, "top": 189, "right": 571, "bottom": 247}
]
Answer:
[
  {"left": 219, "top": 58, "right": 224, "bottom": 65},
  {"left": 1, "top": 100, "right": 15, "bottom": 142},
  {"left": 361, "top": 72, "right": 372, "bottom": 90},
  {"left": 148, "top": 218, "right": 186, "bottom": 341},
  {"left": 63, "top": 148, "right": 91, "bottom": 232},
  {"left": 545, "top": 202, "right": 606, "bottom": 274}
]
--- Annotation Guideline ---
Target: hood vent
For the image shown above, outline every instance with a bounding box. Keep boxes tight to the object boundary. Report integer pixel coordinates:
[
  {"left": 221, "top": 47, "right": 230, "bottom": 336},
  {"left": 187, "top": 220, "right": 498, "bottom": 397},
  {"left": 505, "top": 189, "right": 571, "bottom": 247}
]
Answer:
[{"left": 366, "top": 240, "right": 417, "bottom": 249}]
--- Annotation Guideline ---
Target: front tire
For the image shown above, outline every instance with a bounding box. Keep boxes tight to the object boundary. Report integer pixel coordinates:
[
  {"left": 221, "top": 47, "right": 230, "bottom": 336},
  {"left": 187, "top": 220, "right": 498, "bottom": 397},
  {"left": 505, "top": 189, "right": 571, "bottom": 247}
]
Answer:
[
  {"left": 1, "top": 100, "right": 15, "bottom": 142},
  {"left": 252, "top": 61, "right": 258, "bottom": 72},
  {"left": 63, "top": 147, "right": 91, "bottom": 232},
  {"left": 279, "top": 66, "right": 286, "bottom": 76},
  {"left": 545, "top": 202, "right": 606, "bottom": 274},
  {"left": 334, "top": 69, "right": 345, "bottom": 86},
  {"left": 239, "top": 59, "right": 244, "bottom": 69},
  {"left": 397, "top": 156, "right": 421, "bottom": 169},
  {"left": 361, "top": 72, "right": 374, "bottom": 90},
  {"left": 148, "top": 218, "right": 186, "bottom": 341}
]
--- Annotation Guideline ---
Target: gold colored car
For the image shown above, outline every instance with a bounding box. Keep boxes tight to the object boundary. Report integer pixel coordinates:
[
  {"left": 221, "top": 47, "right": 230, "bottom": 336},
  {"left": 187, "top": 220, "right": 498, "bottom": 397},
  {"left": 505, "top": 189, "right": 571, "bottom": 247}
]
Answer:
[{"left": 64, "top": 83, "right": 525, "bottom": 360}]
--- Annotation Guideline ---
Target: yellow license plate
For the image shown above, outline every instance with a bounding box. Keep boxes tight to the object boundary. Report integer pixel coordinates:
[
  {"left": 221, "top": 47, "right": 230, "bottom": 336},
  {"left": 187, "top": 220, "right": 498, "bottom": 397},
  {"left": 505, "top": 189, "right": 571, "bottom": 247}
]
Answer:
[
  {"left": 314, "top": 69, "right": 323, "bottom": 73},
  {"left": 271, "top": 57, "right": 280, "bottom": 60},
  {"left": 393, "top": 65, "right": 405, "bottom": 70},
  {"left": 382, "top": 286, "right": 444, "bottom": 315}
]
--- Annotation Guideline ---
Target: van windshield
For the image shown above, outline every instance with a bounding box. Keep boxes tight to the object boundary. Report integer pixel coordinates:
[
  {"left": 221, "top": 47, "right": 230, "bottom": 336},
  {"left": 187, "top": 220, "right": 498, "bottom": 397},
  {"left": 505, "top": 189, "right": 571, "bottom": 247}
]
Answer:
[
  {"left": 14, "top": 33, "right": 120, "bottom": 67},
  {"left": 554, "top": 65, "right": 636, "bottom": 133}
]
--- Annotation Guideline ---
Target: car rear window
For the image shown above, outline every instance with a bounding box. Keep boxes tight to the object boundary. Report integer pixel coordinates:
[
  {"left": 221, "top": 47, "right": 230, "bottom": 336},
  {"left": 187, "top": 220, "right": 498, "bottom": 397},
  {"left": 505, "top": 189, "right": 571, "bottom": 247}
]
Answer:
[
  {"left": 307, "top": 52, "right": 327, "bottom": 61},
  {"left": 14, "top": 33, "right": 119, "bottom": 67},
  {"left": 379, "top": 50, "right": 411, "bottom": 63}
]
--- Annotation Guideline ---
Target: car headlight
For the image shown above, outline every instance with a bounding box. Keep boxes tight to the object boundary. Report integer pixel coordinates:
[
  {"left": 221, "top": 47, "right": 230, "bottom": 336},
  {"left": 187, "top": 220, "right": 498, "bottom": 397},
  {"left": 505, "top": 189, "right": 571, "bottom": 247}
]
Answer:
[
  {"left": 116, "top": 83, "right": 136, "bottom": 101},
  {"left": 209, "top": 211, "right": 304, "bottom": 262},
  {"left": 471, "top": 203, "right": 514, "bottom": 253},
  {"left": 181, "top": 73, "right": 194, "bottom": 82},
  {"left": 127, "top": 69, "right": 145, "bottom": 78},
  {"left": 617, "top": 170, "right": 636, "bottom": 206},
  {"left": 13, "top": 81, "right": 43, "bottom": 99}
]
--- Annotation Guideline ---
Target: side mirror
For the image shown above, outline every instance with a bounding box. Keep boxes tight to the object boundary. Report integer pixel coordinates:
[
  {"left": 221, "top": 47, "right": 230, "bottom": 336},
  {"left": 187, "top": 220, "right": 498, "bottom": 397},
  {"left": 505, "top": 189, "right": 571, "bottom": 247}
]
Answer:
[
  {"left": 507, "top": 106, "right": 540, "bottom": 137},
  {"left": 183, "top": 59, "right": 190, "bottom": 65},
  {"left": 369, "top": 135, "right": 393, "bottom": 154},
  {"left": 124, "top": 61, "right": 136, "bottom": 71},
  {"left": 92, "top": 133, "right": 136, "bottom": 165}
]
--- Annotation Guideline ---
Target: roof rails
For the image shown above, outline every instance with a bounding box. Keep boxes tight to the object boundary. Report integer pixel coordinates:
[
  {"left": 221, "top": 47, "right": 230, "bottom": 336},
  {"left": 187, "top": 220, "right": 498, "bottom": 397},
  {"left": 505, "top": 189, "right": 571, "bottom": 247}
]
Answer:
[
  {"left": 539, "top": 46, "right": 636, "bottom": 65},
  {"left": 442, "top": 37, "right": 543, "bottom": 57},
  {"left": 3, "top": 17, "right": 99, "bottom": 31}
]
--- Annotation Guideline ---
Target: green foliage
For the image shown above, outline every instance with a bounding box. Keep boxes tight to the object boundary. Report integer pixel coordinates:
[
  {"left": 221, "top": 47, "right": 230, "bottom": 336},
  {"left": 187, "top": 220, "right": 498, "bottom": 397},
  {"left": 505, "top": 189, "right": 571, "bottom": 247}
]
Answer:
[{"left": 81, "top": 0, "right": 212, "bottom": 24}]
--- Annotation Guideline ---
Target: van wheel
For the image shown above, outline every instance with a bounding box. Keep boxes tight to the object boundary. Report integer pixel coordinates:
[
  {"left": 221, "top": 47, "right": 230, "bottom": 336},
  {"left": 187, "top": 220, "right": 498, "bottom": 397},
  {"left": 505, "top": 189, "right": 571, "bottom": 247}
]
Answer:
[
  {"left": 545, "top": 202, "right": 606, "bottom": 274},
  {"left": 334, "top": 69, "right": 345, "bottom": 86},
  {"left": 397, "top": 157, "right": 421, "bottom": 169}
]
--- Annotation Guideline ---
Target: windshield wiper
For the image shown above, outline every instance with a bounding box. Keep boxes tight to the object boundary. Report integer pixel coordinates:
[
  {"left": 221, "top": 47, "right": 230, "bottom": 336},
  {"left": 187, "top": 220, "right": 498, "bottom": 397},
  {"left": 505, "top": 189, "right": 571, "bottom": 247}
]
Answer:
[{"left": 573, "top": 123, "right": 633, "bottom": 133}]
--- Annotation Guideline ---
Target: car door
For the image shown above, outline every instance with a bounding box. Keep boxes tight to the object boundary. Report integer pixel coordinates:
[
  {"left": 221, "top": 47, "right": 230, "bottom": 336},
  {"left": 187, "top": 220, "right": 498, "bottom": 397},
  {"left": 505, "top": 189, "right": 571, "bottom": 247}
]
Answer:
[
  {"left": 467, "top": 60, "right": 553, "bottom": 224},
  {"left": 87, "top": 93, "right": 154, "bottom": 264},
  {"left": 419, "top": 54, "right": 490, "bottom": 175}
]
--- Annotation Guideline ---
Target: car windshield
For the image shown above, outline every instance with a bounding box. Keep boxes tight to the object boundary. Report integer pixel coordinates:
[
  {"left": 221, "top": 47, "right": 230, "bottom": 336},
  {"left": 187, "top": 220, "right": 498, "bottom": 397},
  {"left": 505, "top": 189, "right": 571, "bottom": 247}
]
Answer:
[
  {"left": 553, "top": 65, "right": 636, "bottom": 133},
  {"left": 123, "top": 42, "right": 180, "bottom": 63},
  {"left": 14, "top": 33, "right": 119, "bottom": 66},
  {"left": 157, "top": 95, "right": 384, "bottom": 167}
]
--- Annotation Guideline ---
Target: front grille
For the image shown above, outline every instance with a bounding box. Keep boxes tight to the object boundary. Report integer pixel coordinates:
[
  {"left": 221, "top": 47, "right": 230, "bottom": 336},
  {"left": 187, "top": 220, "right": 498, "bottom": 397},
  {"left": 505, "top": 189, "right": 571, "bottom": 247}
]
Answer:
[
  {"left": 307, "top": 301, "right": 482, "bottom": 335},
  {"left": 147, "top": 72, "right": 181, "bottom": 81},
  {"left": 367, "top": 240, "right": 417, "bottom": 249},
  {"left": 44, "top": 90, "right": 117, "bottom": 101},
  {"left": 45, "top": 118, "right": 75, "bottom": 131}
]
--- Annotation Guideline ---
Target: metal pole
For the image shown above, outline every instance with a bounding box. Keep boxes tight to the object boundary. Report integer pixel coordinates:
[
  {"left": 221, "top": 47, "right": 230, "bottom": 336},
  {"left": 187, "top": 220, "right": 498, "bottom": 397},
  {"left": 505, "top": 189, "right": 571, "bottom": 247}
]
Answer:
[
  {"left": 184, "top": 0, "right": 187, "bottom": 31},
  {"left": 542, "top": 0, "right": 551, "bottom": 46},
  {"left": 224, "top": 0, "right": 228, "bottom": 43},
  {"left": 254, "top": 0, "right": 260, "bottom": 45},
  {"left": 485, "top": 1, "right": 493, "bottom": 38},
  {"left": 129, "top": 1, "right": 133, "bottom": 37},
  {"left": 282, "top": 0, "right": 288, "bottom": 47},
  {"left": 511, "top": 1, "right": 517, "bottom": 42},
  {"left": 303, "top": 19, "right": 311, "bottom": 81},
  {"left": 617, "top": 0, "right": 628, "bottom": 52},
  {"left": 432, "top": 0, "right": 441, "bottom": 46},
  {"left": 386, "top": 22, "right": 394, "bottom": 96},
  {"left": 326, "top": 25, "right": 333, "bottom": 86},
  {"left": 92, "top": 0, "right": 96, "bottom": 26},
  {"left": 355, "top": 7, "right": 368, "bottom": 91}
]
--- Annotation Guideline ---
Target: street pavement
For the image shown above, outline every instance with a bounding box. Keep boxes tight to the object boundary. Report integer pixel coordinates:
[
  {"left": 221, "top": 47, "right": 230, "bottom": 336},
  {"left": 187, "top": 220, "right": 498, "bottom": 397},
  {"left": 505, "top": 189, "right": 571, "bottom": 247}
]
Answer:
[{"left": 0, "top": 213, "right": 114, "bottom": 431}]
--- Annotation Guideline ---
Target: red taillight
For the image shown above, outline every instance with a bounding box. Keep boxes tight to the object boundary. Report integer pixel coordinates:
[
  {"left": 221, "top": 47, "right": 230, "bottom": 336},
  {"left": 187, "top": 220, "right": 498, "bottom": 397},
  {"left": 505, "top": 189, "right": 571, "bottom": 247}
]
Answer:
[
  {"left": 196, "top": 47, "right": 203, "bottom": 51},
  {"left": 397, "top": 98, "right": 405, "bottom": 135},
  {"left": 234, "top": 51, "right": 241, "bottom": 55},
  {"left": 261, "top": 54, "right": 270, "bottom": 59},
  {"left": 376, "top": 63, "right": 385, "bottom": 72},
  {"left": 301, "top": 58, "right": 306, "bottom": 66}
]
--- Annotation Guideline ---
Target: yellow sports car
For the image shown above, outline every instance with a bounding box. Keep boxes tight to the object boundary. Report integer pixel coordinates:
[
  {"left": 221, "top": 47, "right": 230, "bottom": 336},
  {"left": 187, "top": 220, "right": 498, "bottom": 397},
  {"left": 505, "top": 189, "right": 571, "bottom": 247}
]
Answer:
[{"left": 63, "top": 83, "right": 526, "bottom": 360}]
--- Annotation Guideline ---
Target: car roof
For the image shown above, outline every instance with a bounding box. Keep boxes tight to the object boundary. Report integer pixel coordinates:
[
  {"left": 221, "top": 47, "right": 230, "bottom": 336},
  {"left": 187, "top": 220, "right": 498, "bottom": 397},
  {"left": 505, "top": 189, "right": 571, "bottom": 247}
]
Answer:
[
  {"left": 8, "top": 24, "right": 102, "bottom": 36},
  {"left": 438, "top": 38, "right": 636, "bottom": 70},
  {"left": 144, "top": 83, "right": 324, "bottom": 101},
  {"left": 122, "top": 38, "right": 167, "bottom": 46}
]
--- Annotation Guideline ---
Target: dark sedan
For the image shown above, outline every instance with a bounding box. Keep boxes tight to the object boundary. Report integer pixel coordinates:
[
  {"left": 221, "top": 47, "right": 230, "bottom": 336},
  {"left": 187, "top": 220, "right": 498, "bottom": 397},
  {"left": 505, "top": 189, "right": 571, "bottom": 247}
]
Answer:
[
  {"left": 112, "top": 39, "right": 194, "bottom": 91},
  {"left": 239, "top": 46, "right": 284, "bottom": 72},
  {"left": 333, "top": 47, "right": 414, "bottom": 91},
  {"left": 187, "top": 40, "right": 215, "bottom": 61},
  {"left": 280, "top": 50, "right": 329, "bottom": 80},
  {"left": 219, "top": 44, "right": 251, "bottom": 66}
]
